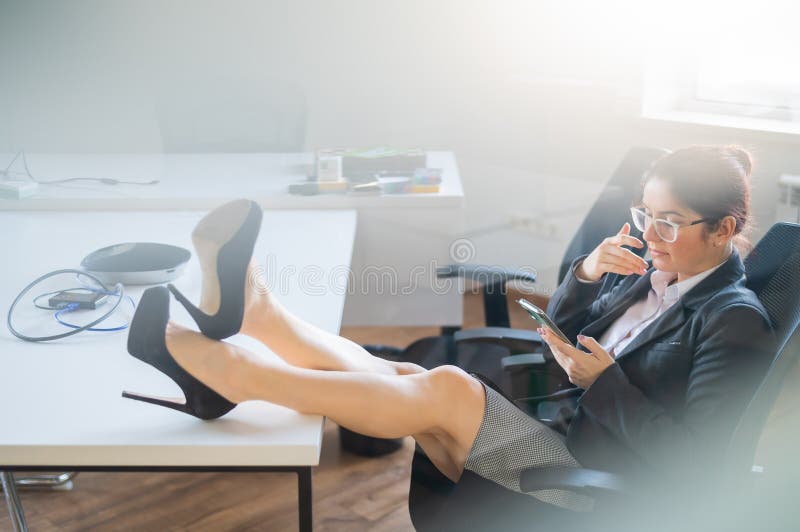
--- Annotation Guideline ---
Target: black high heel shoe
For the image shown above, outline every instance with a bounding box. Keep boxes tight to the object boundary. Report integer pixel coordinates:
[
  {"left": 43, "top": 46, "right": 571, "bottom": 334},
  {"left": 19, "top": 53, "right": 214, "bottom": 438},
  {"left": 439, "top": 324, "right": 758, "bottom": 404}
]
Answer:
[
  {"left": 168, "top": 199, "right": 263, "bottom": 340},
  {"left": 122, "top": 285, "right": 236, "bottom": 420}
]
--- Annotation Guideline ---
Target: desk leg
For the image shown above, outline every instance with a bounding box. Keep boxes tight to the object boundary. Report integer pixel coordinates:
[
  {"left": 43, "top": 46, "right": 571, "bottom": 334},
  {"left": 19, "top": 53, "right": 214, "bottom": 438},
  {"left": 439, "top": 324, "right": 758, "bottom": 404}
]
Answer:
[
  {"left": 1, "top": 472, "right": 28, "bottom": 532},
  {"left": 297, "top": 467, "right": 312, "bottom": 532}
]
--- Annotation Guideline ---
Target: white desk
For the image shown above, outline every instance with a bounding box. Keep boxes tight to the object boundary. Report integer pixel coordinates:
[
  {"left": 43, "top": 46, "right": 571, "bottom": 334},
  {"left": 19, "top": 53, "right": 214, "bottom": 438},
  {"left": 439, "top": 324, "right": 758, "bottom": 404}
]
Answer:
[
  {"left": 0, "top": 209, "right": 357, "bottom": 531},
  {"left": 0, "top": 152, "right": 463, "bottom": 211},
  {"left": 0, "top": 152, "right": 465, "bottom": 327}
]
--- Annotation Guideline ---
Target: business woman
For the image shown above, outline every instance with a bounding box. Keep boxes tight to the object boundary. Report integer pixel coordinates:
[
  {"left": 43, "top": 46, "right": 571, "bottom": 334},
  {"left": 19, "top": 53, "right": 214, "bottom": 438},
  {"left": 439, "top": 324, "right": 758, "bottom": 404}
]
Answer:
[{"left": 123, "top": 145, "right": 774, "bottom": 514}]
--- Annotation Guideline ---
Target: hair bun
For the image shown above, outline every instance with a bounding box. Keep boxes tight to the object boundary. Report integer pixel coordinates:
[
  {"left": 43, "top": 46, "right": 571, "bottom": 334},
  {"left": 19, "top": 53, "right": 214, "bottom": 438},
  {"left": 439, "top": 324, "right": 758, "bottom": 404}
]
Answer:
[{"left": 726, "top": 145, "right": 753, "bottom": 177}]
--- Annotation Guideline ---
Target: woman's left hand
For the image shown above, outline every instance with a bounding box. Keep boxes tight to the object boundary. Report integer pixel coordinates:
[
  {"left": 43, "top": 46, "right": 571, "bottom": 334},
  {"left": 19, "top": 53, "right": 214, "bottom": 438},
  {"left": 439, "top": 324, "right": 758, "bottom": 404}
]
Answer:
[{"left": 538, "top": 328, "right": 616, "bottom": 389}]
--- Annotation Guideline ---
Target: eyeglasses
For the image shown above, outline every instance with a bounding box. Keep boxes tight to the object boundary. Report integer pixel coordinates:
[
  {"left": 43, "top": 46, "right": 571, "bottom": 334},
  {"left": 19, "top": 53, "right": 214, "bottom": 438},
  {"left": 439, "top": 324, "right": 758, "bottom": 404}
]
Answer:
[{"left": 629, "top": 207, "right": 714, "bottom": 243}]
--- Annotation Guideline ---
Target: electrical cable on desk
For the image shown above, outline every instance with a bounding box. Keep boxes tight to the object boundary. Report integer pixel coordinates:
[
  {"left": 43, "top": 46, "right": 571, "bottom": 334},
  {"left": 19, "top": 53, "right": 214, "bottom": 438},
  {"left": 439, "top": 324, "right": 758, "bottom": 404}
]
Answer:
[
  {"left": 54, "top": 298, "right": 135, "bottom": 332},
  {"left": 32, "top": 286, "right": 137, "bottom": 332},
  {"left": 1, "top": 150, "right": 160, "bottom": 186},
  {"left": 7, "top": 269, "right": 137, "bottom": 342}
]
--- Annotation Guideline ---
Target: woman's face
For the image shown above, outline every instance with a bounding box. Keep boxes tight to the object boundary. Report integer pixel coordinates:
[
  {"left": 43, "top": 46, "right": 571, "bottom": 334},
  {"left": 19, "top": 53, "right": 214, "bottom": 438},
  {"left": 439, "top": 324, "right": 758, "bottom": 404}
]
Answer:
[{"left": 639, "top": 177, "right": 724, "bottom": 278}]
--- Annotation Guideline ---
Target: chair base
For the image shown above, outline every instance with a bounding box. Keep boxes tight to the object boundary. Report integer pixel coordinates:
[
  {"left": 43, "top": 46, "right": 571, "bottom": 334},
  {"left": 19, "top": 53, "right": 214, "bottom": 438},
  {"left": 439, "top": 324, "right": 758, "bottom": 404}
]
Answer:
[
  {"left": 338, "top": 426, "right": 404, "bottom": 457},
  {"left": 408, "top": 448, "right": 586, "bottom": 532}
]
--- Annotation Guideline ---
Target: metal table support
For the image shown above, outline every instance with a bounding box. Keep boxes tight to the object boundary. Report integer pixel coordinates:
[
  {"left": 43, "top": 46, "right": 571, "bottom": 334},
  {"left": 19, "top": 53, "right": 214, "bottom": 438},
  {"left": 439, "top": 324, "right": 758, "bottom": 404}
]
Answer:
[{"left": 1, "top": 472, "right": 28, "bottom": 532}]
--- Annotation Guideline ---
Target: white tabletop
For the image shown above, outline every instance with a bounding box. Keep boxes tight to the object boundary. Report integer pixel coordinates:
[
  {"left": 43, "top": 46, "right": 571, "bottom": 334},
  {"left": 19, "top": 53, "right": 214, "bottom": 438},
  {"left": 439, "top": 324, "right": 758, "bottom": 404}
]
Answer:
[
  {"left": 0, "top": 152, "right": 463, "bottom": 211},
  {"left": 0, "top": 209, "right": 356, "bottom": 467}
]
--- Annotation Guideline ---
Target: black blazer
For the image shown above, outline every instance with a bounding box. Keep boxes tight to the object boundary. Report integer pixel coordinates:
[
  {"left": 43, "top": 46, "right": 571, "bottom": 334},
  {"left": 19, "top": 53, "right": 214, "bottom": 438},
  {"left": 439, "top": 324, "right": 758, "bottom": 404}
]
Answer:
[{"left": 546, "top": 250, "right": 775, "bottom": 486}]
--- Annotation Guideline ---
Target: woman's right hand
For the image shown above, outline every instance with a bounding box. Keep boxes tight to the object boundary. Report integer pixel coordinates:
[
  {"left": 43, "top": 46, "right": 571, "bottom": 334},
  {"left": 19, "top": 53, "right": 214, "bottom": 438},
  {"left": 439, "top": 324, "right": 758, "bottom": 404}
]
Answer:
[{"left": 576, "top": 223, "right": 648, "bottom": 282}]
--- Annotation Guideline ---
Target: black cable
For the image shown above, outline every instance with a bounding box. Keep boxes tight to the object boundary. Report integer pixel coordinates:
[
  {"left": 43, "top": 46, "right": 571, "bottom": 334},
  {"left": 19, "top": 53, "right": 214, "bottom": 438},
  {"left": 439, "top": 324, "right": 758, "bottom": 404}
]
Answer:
[
  {"left": 7, "top": 269, "right": 126, "bottom": 342},
  {"left": 32, "top": 288, "right": 89, "bottom": 310},
  {"left": 54, "top": 297, "right": 135, "bottom": 332}
]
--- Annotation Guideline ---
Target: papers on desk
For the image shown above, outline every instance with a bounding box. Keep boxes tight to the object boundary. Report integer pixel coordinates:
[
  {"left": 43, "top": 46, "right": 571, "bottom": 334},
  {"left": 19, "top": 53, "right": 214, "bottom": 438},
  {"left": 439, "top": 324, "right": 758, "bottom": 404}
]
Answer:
[
  {"left": 318, "top": 146, "right": 426, "bottom": 178},
  {"left": 290, "top": 150, "right": 443, "bottom": 196}
]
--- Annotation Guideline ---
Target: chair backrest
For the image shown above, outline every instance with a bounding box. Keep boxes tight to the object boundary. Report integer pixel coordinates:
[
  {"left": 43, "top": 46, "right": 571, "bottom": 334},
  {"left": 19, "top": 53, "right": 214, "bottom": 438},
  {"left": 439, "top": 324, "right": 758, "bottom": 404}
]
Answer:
[
  {"left": 725, "top": 222, "right": 800, "bottom": 478},
  {"left": 720, "top": 324, "right": 800, "bottom": 519},
  {"left": 156, "top": 76, "right": 307, "bottom": 153},
  {"left": 743, "top": 222, "right": 800, "bottom": 340},
  {"left": 557, "top": 146, "right": 669, "bottom": 285}
]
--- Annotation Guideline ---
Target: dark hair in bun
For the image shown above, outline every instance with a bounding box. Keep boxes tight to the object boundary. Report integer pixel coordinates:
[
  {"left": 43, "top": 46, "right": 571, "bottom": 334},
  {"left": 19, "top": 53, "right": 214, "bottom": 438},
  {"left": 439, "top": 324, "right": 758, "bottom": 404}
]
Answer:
[{"left": 640, "top": 145, "right": 753, "bottom": 251}]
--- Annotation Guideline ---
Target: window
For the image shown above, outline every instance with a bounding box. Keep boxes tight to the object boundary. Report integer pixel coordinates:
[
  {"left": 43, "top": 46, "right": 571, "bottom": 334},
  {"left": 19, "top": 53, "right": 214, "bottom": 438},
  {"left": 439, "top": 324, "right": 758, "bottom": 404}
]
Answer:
[{"left": 642, "top": 4, "right": 800, "bottom": 135}]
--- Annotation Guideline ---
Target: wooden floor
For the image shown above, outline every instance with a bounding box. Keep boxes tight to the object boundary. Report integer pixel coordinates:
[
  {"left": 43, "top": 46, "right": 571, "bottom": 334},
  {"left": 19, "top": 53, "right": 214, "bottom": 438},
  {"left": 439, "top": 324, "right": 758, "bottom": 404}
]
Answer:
[
  {"left": 0, "top": 424, "right": 418, "bottom": 531},
  {"left": 2, "top": 291, "right": 797, "bottom": 531}
]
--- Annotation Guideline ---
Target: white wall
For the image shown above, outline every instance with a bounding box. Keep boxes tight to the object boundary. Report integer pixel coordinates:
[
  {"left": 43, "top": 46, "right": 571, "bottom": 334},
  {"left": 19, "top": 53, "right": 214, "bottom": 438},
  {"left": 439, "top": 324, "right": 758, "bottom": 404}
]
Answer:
[{"left": 2, "top": 0, "right": 798, "bottom": 291}]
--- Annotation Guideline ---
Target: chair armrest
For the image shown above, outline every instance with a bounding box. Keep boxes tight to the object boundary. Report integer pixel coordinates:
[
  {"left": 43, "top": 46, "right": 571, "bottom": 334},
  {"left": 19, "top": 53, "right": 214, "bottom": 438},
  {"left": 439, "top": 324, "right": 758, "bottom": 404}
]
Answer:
[
  {"left": 436, "top": 264, "right": 536, "bottom": 284},
  {"left": 511, "top": 387, "right": 582, "bottom": 434},
  {"left": 513, "top": 386, "right": 583, "bottom": 406},
  {"left": 454, "top": 327, "right": 543, "bottom": 353},
  {"left": 437, "top": 265, "right": 537, "bottom": 328},
  {"left": 519, "top": 466, "right": 629, "bottom": 496},
  {"left": 501, "top": 353, "right": 546, "bottom": 369}
]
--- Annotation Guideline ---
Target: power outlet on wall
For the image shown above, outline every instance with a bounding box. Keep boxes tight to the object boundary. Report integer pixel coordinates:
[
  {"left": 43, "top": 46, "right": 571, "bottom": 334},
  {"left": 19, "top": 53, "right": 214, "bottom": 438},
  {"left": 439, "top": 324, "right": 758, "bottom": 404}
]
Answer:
[{"left": 509, "top": 213, "right": 560, "bottom": 239}]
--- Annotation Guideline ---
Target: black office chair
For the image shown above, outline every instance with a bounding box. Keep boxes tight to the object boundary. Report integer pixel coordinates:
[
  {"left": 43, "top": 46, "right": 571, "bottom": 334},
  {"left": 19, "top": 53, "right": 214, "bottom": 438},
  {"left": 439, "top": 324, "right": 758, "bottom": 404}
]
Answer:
[
  {"left": 408, "top": 222, "right": 800, "bottom": 532},
  {"left": 376, "top": 146, "right": 664, "bottom": 377},
  {"left": 339, "top": 147, "right": 666, "bottom": 456}
]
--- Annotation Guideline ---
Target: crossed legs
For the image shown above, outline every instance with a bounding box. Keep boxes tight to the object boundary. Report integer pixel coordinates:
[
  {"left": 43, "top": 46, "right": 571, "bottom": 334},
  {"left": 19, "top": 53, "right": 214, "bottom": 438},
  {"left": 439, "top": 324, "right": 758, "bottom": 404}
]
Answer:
[{"left": 165, "top": 263, "right": 487, "bottom": 482}]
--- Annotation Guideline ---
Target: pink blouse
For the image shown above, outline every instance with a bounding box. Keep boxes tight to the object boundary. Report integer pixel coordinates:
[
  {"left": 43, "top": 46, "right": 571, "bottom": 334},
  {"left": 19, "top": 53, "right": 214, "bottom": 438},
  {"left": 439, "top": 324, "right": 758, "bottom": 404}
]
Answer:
[{"left": 577, "top": 258, "right": 728, "bottom": 358}]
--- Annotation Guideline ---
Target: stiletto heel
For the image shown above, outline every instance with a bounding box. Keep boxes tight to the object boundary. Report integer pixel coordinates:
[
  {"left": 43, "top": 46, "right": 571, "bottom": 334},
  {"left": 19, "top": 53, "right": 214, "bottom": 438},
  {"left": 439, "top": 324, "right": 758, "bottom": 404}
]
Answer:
[
  {"left": 170, "top": 199, "right": 262, "bottom": 340},
  {"left": 123, "top": 285, "right": 236, "bottom": 420},
  {"left": 121, "top": 390, "right": 191, "bottom": 415}
]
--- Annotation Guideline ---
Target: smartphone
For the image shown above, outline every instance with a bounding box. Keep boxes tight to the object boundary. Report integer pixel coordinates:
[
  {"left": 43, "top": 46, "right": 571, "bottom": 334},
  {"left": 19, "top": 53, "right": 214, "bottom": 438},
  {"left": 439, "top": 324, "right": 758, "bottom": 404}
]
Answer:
[{"left": 516, "top": 298, "right": 572, "bottom": 344}]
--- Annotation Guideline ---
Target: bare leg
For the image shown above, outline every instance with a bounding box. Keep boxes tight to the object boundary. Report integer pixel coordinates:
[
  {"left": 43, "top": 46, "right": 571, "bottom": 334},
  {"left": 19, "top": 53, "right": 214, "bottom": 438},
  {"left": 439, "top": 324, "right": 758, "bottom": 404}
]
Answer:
[
  {"left": 240, "top": 261, "right": 423, "bottom": 376},
  {"left": 165, "top": 323, "right": 485, "bottom": 482}
]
